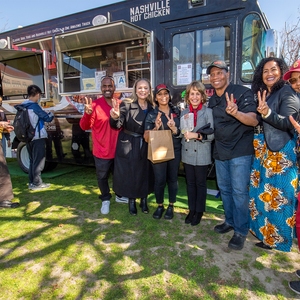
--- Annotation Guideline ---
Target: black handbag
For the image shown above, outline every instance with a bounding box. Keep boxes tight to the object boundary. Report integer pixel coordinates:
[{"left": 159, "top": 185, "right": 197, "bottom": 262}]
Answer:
[{"left": 196, "top": 123, "right": 214, "bottom": 140}]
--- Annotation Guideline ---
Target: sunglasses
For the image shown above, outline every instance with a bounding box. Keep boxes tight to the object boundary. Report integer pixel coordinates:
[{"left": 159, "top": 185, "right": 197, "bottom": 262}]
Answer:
[
  {"left": 101, "top": 75, "right": 115, "bottom": 83},
  {"left": 288, "top": 76, "right": 300, "bottom": 85}
]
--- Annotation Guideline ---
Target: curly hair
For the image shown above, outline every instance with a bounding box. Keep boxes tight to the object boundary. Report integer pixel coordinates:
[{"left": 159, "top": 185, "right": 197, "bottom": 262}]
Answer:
[
  {"left": 131, "top": 78, "right": 154, "bottom": 106},
  {"left": 184, "top": 80, "right": 207, "bottom": 105},
  {"left": 251, "top": 57, "right": 288, "bottom": 95}
]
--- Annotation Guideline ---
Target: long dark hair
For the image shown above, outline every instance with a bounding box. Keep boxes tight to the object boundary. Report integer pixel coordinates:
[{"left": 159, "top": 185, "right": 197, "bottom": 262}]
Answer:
[{"left": 251, "top": 57, "right": 288, "bottom": 95}]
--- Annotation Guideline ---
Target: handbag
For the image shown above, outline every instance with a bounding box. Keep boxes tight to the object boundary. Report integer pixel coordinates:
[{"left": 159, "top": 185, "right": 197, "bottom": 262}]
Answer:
[{"left": 147, "top": 129, "right": 175, "bottom": 164}]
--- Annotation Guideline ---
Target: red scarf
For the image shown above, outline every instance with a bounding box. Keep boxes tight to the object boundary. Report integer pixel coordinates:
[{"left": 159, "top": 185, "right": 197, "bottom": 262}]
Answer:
[{"left": 189, "top": 103, "right": 203, "bottom": 127}]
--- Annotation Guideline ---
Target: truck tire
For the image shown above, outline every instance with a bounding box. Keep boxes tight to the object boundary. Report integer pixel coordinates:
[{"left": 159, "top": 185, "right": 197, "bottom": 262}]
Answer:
[
  {"left": 17, "top": 142, "right": 30, "bottom": 173},
  {"left": 17, "top": 142, "right": 58, "bottom": 173}
]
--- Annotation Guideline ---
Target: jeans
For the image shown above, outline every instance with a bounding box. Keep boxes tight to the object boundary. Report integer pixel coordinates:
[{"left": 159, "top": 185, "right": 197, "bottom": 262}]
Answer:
[
  {"left": 215, "top": 155, "right": 253, "bottom": 236},
  {"left": 26, "top": 138, "right": 46, "bottom": 185},
  {"left": 94, "top": 156, "right": 114, "bottom": 201}
]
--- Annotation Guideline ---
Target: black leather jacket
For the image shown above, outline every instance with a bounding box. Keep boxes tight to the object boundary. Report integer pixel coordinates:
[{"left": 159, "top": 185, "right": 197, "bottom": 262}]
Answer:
[{"left": 262, "top": 85, "right": 300, "bottom": 152}]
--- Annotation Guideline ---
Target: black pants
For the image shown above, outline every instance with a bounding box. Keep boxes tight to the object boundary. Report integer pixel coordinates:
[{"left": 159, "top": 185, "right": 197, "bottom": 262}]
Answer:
[
  {"left": 184, "top": 163, "right": 208, "bottom": 212},
  {"left": 26, "top": 138, "right": 46, "bottom": 185},
  {"left": 152, "top": 150, "right": 181, "bottom": 204},
  {"left": 94, "top": 156, "right": 114, "bottom": 201}
]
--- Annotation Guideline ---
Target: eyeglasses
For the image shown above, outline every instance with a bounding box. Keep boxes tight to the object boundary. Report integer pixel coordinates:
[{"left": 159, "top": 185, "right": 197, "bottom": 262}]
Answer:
[
  {"left": 101, "top": 75, "right": 115, "bottom": 83},
  {"left": 288, "top": 76, "right": 300, "bottom": 85}
]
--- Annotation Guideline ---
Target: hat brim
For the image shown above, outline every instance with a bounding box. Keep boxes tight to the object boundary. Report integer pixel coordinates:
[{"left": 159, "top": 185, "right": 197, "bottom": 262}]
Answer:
[
  {"left": 206, "top": 65, "right": 228, "bottom": 75},
  {"left": 283, "top": 69, "right": 300, "bottom": 81},
  {"left": 156, "top": 88, "right": 170, "bottom": 94}
]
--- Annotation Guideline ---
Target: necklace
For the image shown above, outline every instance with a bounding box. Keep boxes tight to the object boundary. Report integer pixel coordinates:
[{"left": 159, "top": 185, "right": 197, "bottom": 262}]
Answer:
[{"left": 139, "top": 101, "right": 147, "bottom": 109}]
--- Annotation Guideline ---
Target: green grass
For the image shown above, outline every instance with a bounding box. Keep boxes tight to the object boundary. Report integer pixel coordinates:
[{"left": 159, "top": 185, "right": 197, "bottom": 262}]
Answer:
[{"left": 0, "top": 160, "right": 299, "bottom": 299}]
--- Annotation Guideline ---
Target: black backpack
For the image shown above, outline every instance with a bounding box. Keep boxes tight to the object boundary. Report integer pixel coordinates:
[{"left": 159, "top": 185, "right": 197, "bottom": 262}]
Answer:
[{"left": 13, "top": 105, "right": 37, "bottom": 143}]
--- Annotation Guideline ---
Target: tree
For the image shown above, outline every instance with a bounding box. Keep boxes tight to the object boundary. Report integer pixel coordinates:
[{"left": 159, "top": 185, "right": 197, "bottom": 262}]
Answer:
[{"left": 280, "top": 12, "right": 300, "bottom": 66}]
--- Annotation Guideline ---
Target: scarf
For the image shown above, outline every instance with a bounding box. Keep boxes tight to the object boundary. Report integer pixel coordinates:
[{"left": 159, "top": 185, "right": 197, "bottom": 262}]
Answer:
[{"left": 189, "top": 103, "right": 203, "bottom": 127}]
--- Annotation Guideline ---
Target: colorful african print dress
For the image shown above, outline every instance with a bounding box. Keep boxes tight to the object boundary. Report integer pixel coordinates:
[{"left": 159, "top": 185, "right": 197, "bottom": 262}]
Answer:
[{"left": 249, "top": 132, "right": 298, "bottom": 252}]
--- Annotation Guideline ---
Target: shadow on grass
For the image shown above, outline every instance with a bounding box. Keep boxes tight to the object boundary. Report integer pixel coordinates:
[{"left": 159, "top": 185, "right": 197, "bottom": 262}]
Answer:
[{"left": 0, "top": 166, "right": 298, "bottom": 299}]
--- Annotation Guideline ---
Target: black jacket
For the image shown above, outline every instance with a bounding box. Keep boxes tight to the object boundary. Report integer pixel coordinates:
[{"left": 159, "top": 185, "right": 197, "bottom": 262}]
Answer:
[{"left": 262, "top": 85, "right": 299, "bottom": 152}]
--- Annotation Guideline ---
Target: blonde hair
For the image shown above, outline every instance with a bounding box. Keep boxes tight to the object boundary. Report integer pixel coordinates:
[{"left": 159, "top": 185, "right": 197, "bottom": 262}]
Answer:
[
  {"left": 184, "top": 81, "right": 207, "bottom": 105},
  {"left": 131, "top": 78, "right": 154, "bottom": 106}
]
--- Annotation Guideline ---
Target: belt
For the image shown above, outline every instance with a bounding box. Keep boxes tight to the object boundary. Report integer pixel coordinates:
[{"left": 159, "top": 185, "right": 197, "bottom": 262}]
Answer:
[
  {"left": 254, "top": 125, "right": 264, "bottom": 134},
  {"left": 123, "top": 128, "right": 142, "bottom": 137}
]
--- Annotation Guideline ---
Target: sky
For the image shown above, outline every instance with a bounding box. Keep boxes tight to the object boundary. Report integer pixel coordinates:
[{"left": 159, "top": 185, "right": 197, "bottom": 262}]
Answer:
[{"left": 0, "top": 0, "right": 299, "bottom": 33}]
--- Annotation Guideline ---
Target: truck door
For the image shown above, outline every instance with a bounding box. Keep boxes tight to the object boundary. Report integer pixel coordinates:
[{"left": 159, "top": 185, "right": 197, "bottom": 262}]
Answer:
[{"left": 163, "top": 19, "right": 237, "bottom": 102}]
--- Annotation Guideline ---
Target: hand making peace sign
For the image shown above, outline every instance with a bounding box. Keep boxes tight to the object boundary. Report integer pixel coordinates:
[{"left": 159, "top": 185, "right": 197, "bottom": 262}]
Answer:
[
  {"left": 225, "top": 92, "right": 238, "bottom": 116},
  {"left": 154, "top": 111, "right": 162, "bottom": 129},
  {"left": 83, "top": 97, "right": 93, "bottom": 115},
  {"left": 110, "top": 98, "right": 120, "bottom": 119},
  {"left": 256, "top": 90, "right": 269, "bottom": 116},
  {"left": 289, "top": 115, "right": 300, "bottom": 134}
]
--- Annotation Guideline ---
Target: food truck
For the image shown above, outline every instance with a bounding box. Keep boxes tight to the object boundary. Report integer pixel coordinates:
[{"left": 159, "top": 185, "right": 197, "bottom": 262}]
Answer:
[{"left": 0, "top": 0, "right": 278, "bottom": 172}]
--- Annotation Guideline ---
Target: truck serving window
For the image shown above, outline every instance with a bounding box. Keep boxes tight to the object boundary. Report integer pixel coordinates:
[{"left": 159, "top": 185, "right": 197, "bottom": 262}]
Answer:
[
  {"left": 0, "top": 54, "right": 44, "bottom": 99},
  {"left": 172, "top": 26, "right": 230, "bottom": 86},
  {"left": 61, "top": 40, "right": 149, "bottom": 93},
  {"left": 241, "top": 13, "right": 266, "bottom": 82}
]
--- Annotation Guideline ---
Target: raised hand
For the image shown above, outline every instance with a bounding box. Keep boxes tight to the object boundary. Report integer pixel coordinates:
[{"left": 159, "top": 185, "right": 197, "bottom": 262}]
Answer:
[
  {"left": 83, "top": 97, "right": 93, "bottom": 115},
  {"left": 225, "top": 92, "right": 238, "bottom": 116},
  {"left": 166, "top": 113, "right": 177, "bottom": 134},
  {"left": 257, "top": 90, "right": 269, "bottom": 116},
  {"left": 110, "top": 98, "right": 120, "bottom": 119},
  {"left": 289, "top": 115, "right": 300, "bottom": 134},
  {"left": 154, "top": 112, "right": 162, "bottom": 129}
]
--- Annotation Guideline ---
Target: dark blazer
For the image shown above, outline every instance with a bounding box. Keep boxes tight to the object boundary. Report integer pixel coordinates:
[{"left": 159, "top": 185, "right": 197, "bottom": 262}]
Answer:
[{"left": 262, "top": 85, "right": 299, "bottom": 152}]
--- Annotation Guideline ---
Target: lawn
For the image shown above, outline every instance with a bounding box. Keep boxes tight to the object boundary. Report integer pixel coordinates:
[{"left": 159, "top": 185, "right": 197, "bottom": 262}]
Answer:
[{"left": 0, "top": 160, "right": 299, "bottom": 299}]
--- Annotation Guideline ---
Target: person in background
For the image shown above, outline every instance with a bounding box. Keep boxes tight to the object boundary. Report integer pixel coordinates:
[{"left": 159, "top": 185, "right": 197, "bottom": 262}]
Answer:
[
  {"left": 0, "top": 121, "right": 19, "bottom": 208},
  {"left": 80, "top": 76, "right": 127, "bottom": 215},
  {"left": 181, "top": 81, "right": 214, "bottom": 226},
  {"left": 144, "top": 84, "right": 181, "bottom": 220},
  {"left": 22, "top": 85, "right": 54, "bottom": 190},
  {"left": 249, "top": 57, "right": 299, "bottom": 252},
  {"left": 110, "top": 78, "right": 154, "bottom": 216},
  {"left": 0, "top": 97, "right": 11, "bottom": 158},
  {"left": 207, "top": 60, "right": 258, "bottom": 250}
]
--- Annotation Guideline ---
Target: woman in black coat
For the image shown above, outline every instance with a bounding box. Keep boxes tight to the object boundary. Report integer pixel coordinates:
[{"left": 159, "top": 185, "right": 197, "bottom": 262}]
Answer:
[{"left": 110, "top": 78, "right": 154, "bottom": 215}]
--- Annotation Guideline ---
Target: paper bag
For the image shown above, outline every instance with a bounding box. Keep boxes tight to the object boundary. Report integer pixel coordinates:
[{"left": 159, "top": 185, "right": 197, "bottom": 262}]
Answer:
[{"left": 148, "top": 130, "right": 175, "bottom": 164}]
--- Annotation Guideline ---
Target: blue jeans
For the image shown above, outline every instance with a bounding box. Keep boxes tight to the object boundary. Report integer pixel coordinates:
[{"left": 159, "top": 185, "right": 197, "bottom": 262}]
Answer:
[{"left": 215, "top": 155, "right": 253, "bottom": 236}]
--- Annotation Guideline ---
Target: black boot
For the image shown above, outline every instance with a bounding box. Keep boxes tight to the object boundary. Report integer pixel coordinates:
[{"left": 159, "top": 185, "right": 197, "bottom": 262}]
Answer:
[
  {"left": 191, "top": 212, "right": 203, "bottom": 226},
  {"left": 140, "top": 198, "right": 149, "bottom": 214},
  {"left": 185, "top": 211, "right": 195, "bottom": 224},
  {"left": 164, "top": 204, "right": 174, "bottom": 219},
  {"left": 129, "top": 198, "right": 137, "bottom": 215},
  {"left": 153, "top": 205, "right": 165, "bottom": 219}
]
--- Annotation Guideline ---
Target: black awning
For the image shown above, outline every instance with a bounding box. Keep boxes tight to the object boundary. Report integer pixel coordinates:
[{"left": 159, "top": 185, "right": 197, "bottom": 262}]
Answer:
[{"left": 55, "top": 20, "right": 150, "bottom": 52}]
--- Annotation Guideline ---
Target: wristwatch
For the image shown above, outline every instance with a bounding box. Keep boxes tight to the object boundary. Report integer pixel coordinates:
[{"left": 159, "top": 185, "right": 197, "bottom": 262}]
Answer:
[{"left": 198, "top": 133, "right": 201, "bottom": 139}]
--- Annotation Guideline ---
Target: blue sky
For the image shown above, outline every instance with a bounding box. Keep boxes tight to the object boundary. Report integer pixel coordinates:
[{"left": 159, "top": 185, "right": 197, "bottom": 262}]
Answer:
[{"left": 0, "top": 0, "right": 298, "bottom": 33}]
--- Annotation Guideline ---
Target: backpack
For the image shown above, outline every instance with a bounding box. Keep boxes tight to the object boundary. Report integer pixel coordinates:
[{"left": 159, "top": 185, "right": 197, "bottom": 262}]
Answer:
[{"left": 13, "top": 105, "right": 37, "bottom": 142}]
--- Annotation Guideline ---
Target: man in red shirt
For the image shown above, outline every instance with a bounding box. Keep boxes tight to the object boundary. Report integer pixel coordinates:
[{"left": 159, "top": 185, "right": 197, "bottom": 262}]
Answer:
[{"left": 80, "top": 76, "right": 126, "bottom": 214}]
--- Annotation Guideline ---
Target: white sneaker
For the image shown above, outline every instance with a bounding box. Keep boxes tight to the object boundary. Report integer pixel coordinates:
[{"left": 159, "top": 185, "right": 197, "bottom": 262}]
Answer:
[
  {"left": 101, "top": 200, "right": 110, "bottom": 214},
  {"left": 115, "top": 195, "right": 129, "bottom": 204}
]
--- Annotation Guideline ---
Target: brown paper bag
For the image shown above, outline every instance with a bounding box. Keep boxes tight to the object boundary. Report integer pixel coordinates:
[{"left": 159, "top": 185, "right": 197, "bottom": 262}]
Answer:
[{"left": 147, "top": 130, "right": 175, "bottom": 164}]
